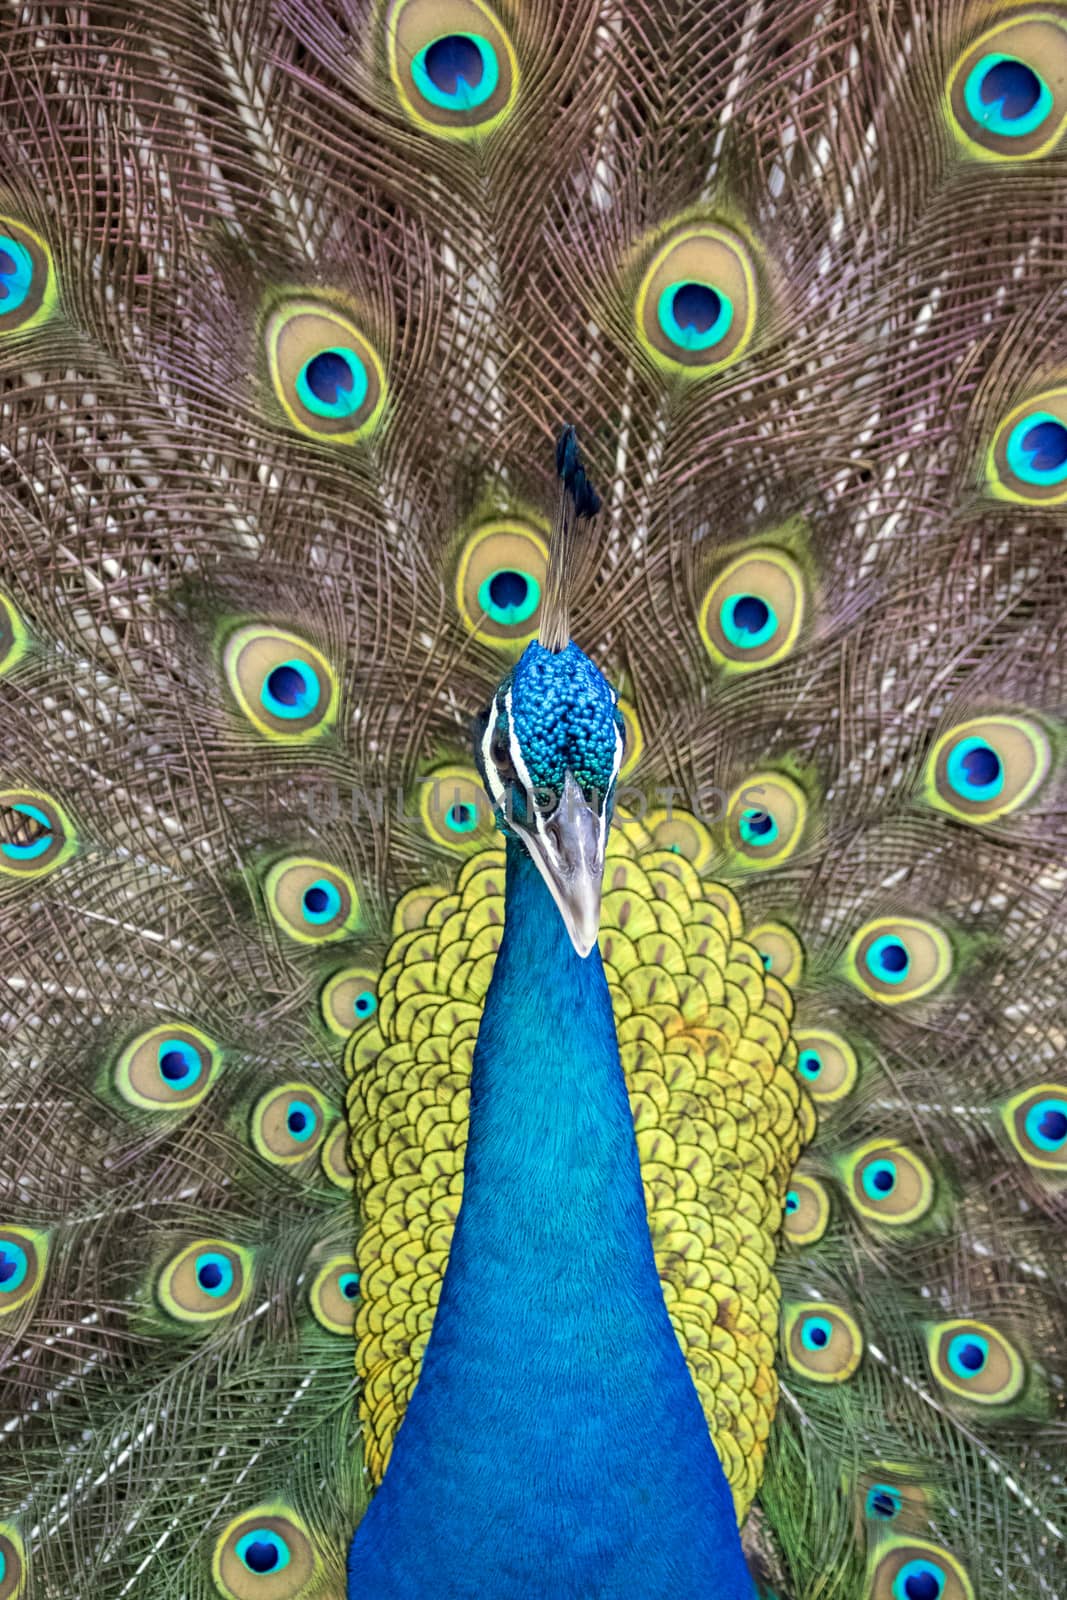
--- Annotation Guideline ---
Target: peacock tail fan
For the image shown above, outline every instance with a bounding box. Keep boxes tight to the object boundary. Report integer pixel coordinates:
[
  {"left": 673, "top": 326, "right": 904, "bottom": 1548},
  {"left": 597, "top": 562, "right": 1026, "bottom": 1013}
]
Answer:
[{"left": 0, "top": 1, "right": 1064, "bottom": 1597}]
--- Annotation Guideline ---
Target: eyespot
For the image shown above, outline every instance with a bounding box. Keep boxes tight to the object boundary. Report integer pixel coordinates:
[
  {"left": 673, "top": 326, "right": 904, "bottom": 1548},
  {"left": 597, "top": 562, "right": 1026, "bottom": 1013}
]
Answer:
[
  {"left": 843, "top": 1140, "right": 934, "bottom": 1227},
  {"left": 211, "top": 1507, "right": 317, "bottom": 1599},
  {"left": 792, "top": 1028, "right": 858, "bottom": 1103},
  {"left": 946, "top": 13, "right": 1067, "bottom": 161},
  {"left": 222, "top": 625, "right": 338, "bottom": 743},
  {"left": 309, "top": 1254, "right": 360, "bottom": 1335},
  {"left": 157, "top": 1239, "right": 251, "bottom": 1323},
  {"left": 635, "top": 223, "right": 759, "bottom": 375},
  {"left": 865, "top": 1483, "right": 903, "bottom": 1522},
  {"left": 251, "top": 1084, "right": 329, "bottom": 1166},
  {"left": 782, "top": 1174, "right": 830, "bottom": 1245},
  {"left": 0, "top": 217, "right": 56, "bottom": 335},
  {"left": 455, "top": 521, "right": 549, "bottom": 646},
  {"left": 114, "top": 1022, "right": 222, "bottom": 1111},
  {"left": 869, "top": 1538, "right": 974, "bottom": 1600},
  {"left": 0, "top": 1524, "right": 26, "bottom": 1600},
  {"left": 699, "top": 549, "right": 805, "bottom": 672},
  {"left": 641, "top": 807, "right": 715, "bottom": 872},
  {"left": 846, "top": 918, "right": 952, "bottom": 1004},
  {"left": 0, "top": 594, "right": 29, "bottom": 675},
  {"left": 726, "top": 774, "right": 808, "bottom": 869},
  {"left": 987, "top": 388, "right": 1067, "bottom": 504},
  {"left": 385, "top": 0, "right": 519, "bottom": 138},
  {"left": 616, "top": 697, "right": 643, "bottom": 778},
  {"left": 926, "top": 714, "right": 1051, "bottom": 822},
  {"left": 0, "top": 1227, "right": 47, "bottom": 1316},
  {"left": 0, "top": 788, "right": 76, "bottom": 879},
  {"left": 747, "top": 922, "right": 804, "bottom": 987},
  {"left": 264, "top": 858, "right": 359, "bottom": 944},
  {"left": 784, "top": 1301, "right": 863, "bottom": 1383},
  {"left": 419, "top": 764, "right": 495, "bottom": 851},
  {"left": 320, "top": 1120, "right": 355, "bottom": 1191},
  {"left": 320, "top": 966, "right": 378, "bottom": 1039},
  {"left": 1002, "top": 1083, "right": 1067, "bottom": 1170},
  {"left": 265, "top": 300, "right": 385, "bottom": 443},
  {"left": 927, "top": 1319, "right": 1025, "bottom": 1405}
]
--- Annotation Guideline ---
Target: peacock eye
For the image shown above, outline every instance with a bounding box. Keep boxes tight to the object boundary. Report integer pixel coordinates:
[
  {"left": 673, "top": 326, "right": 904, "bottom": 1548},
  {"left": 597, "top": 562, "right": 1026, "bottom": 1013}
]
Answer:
[
  {"left": 947, "top": 14, "right": 1067, "bottom": 160},
  {"left": 386, "top": 0, "right": 519, "bottom": 138},
  {"left": 265, "top": 300, "right": 386, "bottom": 443},
  {"left": 309, "top": 1255, "right": 361, "bottom": 1334},
  {"left": 412, "top": 33, "right": 499, "bottom": 113},
  {"left": 635, "top": 222, "right": 758, "bottom": 374},
  {"left": 0, "top": 216, "right": 56, "bottom": 334},
  {"left": 213, "top": 1509, "right": 316, "bottom": 1599}
]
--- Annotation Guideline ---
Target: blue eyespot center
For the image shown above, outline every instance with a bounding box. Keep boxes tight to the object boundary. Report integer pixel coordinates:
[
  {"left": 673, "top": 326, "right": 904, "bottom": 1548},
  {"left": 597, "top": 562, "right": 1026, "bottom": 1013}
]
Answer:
[
  {"left": 296, "top": 347, "right": 369, "bottom": 420},
  {"left": 740, "top": 808, "right": 778, "bottom": 846},
  {"left": 801, "top": 1315, "right": 831, "bottom": 1351},
  {"left": 302, "top": 879, "right": 342, "bottom": 923},
  {"left": 784, "top": 1191, "right": 799, "bottom": 1214},
  {"left": 339, "top": 1271, "right": 360, "bottom": 1299},
  {"left": 354, "top": 990, "right": 377, "bottom": 1018},
  {"left": 1026, "top": 1098, "right": 1067, "bottom": 1150},
  {"left": 658, "top": 280, "right": 733, "bottom": 352},
  {"left": 286, "top": 1100, "right": 316, "bottom": 1142},
  {"left": 965, "top": 53, "right": 1051, "bottom": 138},
  {"left": 236, "top": 1529, "right": 291, "bottom": 1575},
  {"left": 478, "top": 568, "right": 540, "bottom": 626},
  {"left": 195, "top": 1251, "right": 234, "bottom": 1297},
  {"left": 262, "top": 660, "right": 321, "bottom": 720},
  {"left": 866, "top": 1484, "right": 902, "bottom": 1520},
  {"left": 798, "top": 1049, "right": 822, "bottom": 1081},
  {"left": 412, "top": 33, "right": 499, "bottom": 112},
  {"left": 721, "top": 591, "right": 778, "bottom": 649},
  {"left": 1, "top": 801, "right": 53, "bottom": 860},
  {"left": 0, "top": 1242, "right": 29, "bottom": 1292},
  {"left": 947, "top": 1331, "right": 989, "bottom": 1378},
  {"left": 0, "top": 235, "right": 34, "bottom": 317},
  {"left": 946, "top": 736, "right": 1003, "bottom": 801},
  {"left": 447, "top": 803, "right": 477, "bottom": 834},
  {"left": 866, "top": 934, "right": 911, "bottom": 984},
  {"left": 863, "top": 1159, "right": 898, "bottom": 1199},
  {"left": 1006, "top": 412, "right": 1067, "bottom": 485},
  {"left": 894, "top": 1559, "right": 946, "bottom": 1600},
  {"left": 157, "top": 1039, "right": 202, "bottom": 1090}
]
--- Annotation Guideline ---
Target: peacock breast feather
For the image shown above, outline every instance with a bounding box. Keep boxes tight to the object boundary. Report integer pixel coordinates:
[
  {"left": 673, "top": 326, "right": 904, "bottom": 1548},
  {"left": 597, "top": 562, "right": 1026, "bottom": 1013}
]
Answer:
[{"left": 344, "top": 808, "right": 815, "bottom": 1520}]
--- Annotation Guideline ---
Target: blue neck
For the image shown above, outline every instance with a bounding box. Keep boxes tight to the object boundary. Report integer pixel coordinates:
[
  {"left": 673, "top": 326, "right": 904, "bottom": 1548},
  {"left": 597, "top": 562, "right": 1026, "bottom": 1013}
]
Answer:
[{"left": 348, "top": 841, "right": 753, "bottom": 1598}]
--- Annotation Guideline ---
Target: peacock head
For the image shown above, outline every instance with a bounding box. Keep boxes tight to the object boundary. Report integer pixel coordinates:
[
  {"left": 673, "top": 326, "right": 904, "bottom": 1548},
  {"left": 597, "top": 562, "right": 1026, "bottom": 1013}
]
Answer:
[{"left": 473, "top": 639, "right": 624, "bottom": 959}]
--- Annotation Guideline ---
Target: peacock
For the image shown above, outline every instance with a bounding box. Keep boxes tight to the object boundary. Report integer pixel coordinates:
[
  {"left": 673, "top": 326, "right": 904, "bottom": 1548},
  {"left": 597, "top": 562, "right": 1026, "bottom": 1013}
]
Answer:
[{"left": 0, "top": 1, "right": 1065, "bottom": 1597}]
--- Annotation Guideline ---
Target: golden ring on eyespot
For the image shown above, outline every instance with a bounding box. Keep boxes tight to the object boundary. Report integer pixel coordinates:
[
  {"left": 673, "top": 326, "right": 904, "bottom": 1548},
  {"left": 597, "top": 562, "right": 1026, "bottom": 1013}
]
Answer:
[
  {"left": 945, "top": 13, "right": 1067, "bottom": 163},
  {"left": 1001, "top": 1082, "right": 1067, "bottom": 1170},
  {"left": 264, "top": 857, "right": 360, "bottom": 944},
  {"left": 114, "top": 1022, "right": 222, "bottom": 1111},
  {"left": 641, "top": 807, "right": 715, "bottom": 872},
  {"left": 846, "top": 917, "right": 953, "bottom": 1004},
  {"left": 927, "top": 1318, "right": 1026, "bottom": 1405},
  {"left": 0, "top": 1227, "right": 47, "bottom": 1317},
  {"left": 725, "top": 773, "right": 808, "bottom": 868},
  {"left": 784, "top": 1300, "right": 863, "bottom": 1383},
  {"left": 782, "top": 1174, "right": 830, "bottom": 1245},
  {"left": 211, "top": 1505, "right": 318, "bottom": 1600},
  {"left": 419, "top": 764, "right": 496, "bottom": 851},
  {"left": 747, "top": 922, "right": 804, "bottom": 986},
  {"left": 455, "top": 521, "right": 549, "bottom": 647},
  {"left": 250, "top": 1083, "right": 330, "bottom": 1166},
  {"left": 843, "top": 1139, "right": 935, "bottom": 1227},
  {"left": 222, "top": 624, "right": 339, "bottom": 743},
  {"left": 309, "top": 1254, "right": 361, "bottom": 1335},
  {"left": 925, "top": 713, "right": 1051, "bottom": 821},
  {"left": 265, "top": 299, "right": 386, "bottom": 444},
  {"left": 320, "top": 965, "right": 380, "bottom": 1038},
  {"left": 385, "top": 0, "right": 520, "bottom": 139},
  {"left": 987, "top": 387, "right": 1067, "bottom": 505},
  {"left": 792, "top": 1027, "right": 858, "bottom": 1102},
  {"left": 157, "top": 1239, "right": 251, "bottom": 1324},
  {"left": 0, "top": 216, "right": 57, "bottom": 336},
  {"left": 0, "top": 594, "right": 29, "bottom": 675},
  {"left": 0, "top": 1523, "right": 26, "bottom": 1600},
  {"left": 635, "top": 223, "right": 759, "bottom": 375},
  {"left": 320, "top": 1120, "right": 355, "bottom": 1191},
  {"left": 699, "top": 549, "right": 806, "bottom": 672},
  {"left": 0, "top": 788, "right": 76, "bottom": 879},
  {"left": 868, "top": 1537, "right": 975, "bottom": 1600}
]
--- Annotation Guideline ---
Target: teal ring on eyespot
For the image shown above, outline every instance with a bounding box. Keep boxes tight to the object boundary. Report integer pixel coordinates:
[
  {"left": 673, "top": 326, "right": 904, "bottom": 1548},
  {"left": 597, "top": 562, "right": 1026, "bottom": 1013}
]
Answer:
[
  {"left": 1006, "top": 411, "right": 1067, "bottom": 485},
  {"left": 338, "top": 1271, "right": 360, "bottom": 1300},
  {"left": 260, "top": 659, "right": 321, "bottom": 720},
  {"left": 720, "top": 592, "right": 777, "bottom": 649},
  {"left": 235, "top": 1528, "right": 292, "bottom": 1575},
  {"left": 295, "top": 346, "right": 368, "bottom": 420},
  {"left": 797, "top": 1049, "right": 822, "bottom": 1081},
  {"left": 892, "top": 1557, "right": 946, "bottom": 1600},
  {"left": 865, "top": 934, "right": 911, "bottom": 985},
  {"left": 445, "top": 802, "right": 479, "bottom": 835},
  {"left": 946, "top": 735, "right": 1004, "bottom": 801},
  {"left": 195, "top": 1251, "right": 235, "bottom": 1298},
  {"left": 946, "top": 1331, "right": 989, "bottom": 1380},
  {"left": 1, "top": 801, "right": 53, "bottom": 860},
  {"left": 0, "top": 234, "right": 34, "bottom": 319},
  {"left": 1025, "top": 1097, "right": 1067, "bottom": 1151},
  {"left": 302, "top": 878, "right": 342, "bottom": 924},
  {"left": 964, "top": 53, "right": 1053, "bottom": 138},
  {"left": 862, "top": 1158, "right": 897, "bottom": 1200},
  {"left": 0, "top": 1549, "right": 7, "bottom": 1582},
  {"left": 657, "top": 280, "right": 733, "bottom": 352},
  {"left": 477, "top": 569, "right": 541, "bottom": 627},
  {"left": 411, "top": 32, "right": 499, "bottom": 112},
  {"left": 157, "top": 1038, "right": 203, "bottom": 1092},
  {"left": 0, "top": 1240, "right": 30, "bottom": 1294},
  {"left": 353, "top": 990, "right": 377, "bottom": 1020},
  {"left": 800, "top": 1315, "right": 832, "bottom": 1352},
  {"left": 865, "top": 1483, "right": 902, "bottom": 1521},
  {"left": 286, "top": 1099, "right": 318, "bottom": 1143},
  {"left": 739, "top": 807, "right": 779, "bottom": 847}
]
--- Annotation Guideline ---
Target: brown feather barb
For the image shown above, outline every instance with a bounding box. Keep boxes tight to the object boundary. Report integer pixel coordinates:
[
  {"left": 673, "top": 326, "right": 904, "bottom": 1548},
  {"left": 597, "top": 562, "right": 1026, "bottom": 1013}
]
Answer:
[{"left": 538, "top": 424, "right": 603, "bottom": 652}]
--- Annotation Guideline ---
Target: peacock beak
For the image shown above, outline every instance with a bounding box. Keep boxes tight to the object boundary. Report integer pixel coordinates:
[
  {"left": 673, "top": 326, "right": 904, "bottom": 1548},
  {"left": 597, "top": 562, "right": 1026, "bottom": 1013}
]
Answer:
[{"left": 522, "top": 771, "right": 606, "bottom": 959}]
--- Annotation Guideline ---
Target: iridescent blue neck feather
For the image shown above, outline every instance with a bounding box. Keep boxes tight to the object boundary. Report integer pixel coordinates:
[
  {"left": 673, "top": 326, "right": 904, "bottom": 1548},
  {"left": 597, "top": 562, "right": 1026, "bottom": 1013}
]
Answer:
[{"left": 348, "top": 840, "right": 754, "bottom": 1598}]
